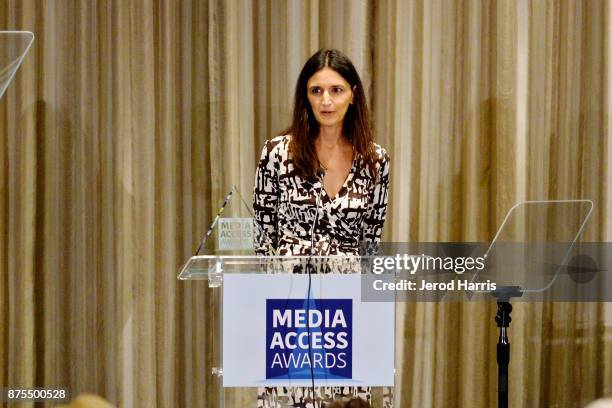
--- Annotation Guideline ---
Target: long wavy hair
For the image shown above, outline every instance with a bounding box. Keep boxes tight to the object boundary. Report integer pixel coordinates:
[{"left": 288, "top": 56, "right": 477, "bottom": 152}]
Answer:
[{"left": 282, "top": 49, "right": 377, "bottom": 179}]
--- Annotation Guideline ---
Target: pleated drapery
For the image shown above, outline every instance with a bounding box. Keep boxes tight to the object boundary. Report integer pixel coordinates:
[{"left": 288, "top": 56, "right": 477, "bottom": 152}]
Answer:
[{"left": 1, "top": 1, "right": 611, "bottom": 407}]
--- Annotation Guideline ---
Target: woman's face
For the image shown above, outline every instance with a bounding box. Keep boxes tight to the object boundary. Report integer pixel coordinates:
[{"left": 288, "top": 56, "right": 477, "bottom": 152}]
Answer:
[{"left": 306, "top": 67, "right": 354, "bottom": 130}]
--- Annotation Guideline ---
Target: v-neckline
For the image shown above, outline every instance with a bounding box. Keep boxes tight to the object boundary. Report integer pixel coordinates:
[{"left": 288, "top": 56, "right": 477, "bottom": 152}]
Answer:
[{"left": 320, "top": 156, "right": 357, "bottom": 203}]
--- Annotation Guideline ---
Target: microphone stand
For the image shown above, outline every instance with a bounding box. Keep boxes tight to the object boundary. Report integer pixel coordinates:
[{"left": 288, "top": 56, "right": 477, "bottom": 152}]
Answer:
[
  {"left": 491, "top": 286, "right": 522, "bottom": 408},
  {"left": 306, "top": 166, "right": 325, "bottom": 408}
]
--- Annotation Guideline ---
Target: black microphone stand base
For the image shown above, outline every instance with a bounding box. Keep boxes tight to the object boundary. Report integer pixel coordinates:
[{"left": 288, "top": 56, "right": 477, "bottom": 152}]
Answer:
[{"left": 491, "top": 286, "right": 522, "bottom": 408}]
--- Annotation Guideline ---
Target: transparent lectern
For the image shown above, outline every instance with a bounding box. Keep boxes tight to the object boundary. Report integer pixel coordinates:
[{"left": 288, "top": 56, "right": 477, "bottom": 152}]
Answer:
[
  {"left": 472, "top": 200, "right": 594, "bottom": 408},
  {"left": 179, "top": 187, "right": 397, "bottom": 407},
  {"left": 0, "top": 31, "right": 34, "bottom": 101}
]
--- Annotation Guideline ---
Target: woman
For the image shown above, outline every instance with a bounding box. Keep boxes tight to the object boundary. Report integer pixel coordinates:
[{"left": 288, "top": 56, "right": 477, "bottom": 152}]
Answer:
[
  {"left": 254, "top": 48, "right": 390, "bottom": 258},
  {"left": 253, "top": 49, "right": 391, "bottom": 408}
]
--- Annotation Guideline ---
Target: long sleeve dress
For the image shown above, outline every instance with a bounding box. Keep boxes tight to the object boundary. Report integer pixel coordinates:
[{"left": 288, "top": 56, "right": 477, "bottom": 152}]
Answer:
[
  {"left": 252, "top": 135, "right": 391, "bottom": 408},
  {"left": 253, "top": 136, "right": 389, "bottom": 408},
  {"left": 253, "top": 135, "right": 390, "bottom": 257}
]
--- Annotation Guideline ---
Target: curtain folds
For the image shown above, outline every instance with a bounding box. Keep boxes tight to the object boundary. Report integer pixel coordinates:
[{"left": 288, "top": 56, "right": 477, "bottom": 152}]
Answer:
[{"left": 1, "top": 1, "right": 611, "bottom": 407}]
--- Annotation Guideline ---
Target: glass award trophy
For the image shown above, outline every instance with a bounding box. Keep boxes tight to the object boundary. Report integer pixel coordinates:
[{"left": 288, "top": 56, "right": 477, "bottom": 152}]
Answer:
[
  {"left": 178, "top": 186, "right": 275, "bottom": 279},
  {"left": 0, "top": 31, "right": 34, "bottom": 101}
]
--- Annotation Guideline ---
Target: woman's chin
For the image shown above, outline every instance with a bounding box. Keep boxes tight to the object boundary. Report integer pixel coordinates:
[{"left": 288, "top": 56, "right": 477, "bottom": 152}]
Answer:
[{"left": 318, "top": 119, "right": 342, "bottom": 128}]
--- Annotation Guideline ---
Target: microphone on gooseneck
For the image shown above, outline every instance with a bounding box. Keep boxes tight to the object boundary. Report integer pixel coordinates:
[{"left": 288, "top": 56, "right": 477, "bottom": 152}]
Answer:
[
  {"left": 316, "top": 166, "right": 326, "bottom": 180},
  {"left": 306, "top": 165, "right": 325, "bottom": 408},
  {"left": 309, "top": 166, "right": 326, "bottom": 254}
]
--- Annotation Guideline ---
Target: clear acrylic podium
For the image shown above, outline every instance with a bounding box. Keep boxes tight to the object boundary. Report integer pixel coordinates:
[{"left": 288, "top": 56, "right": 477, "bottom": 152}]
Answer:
[
  {"left": 179, "top": 255, "right": 397, "bottom": 408},
  {"left": 0, "top": 31, "right": 34, "bottom": 101},
  {"left": 178, "top": 187, "right": 396, "bottom": 407}
]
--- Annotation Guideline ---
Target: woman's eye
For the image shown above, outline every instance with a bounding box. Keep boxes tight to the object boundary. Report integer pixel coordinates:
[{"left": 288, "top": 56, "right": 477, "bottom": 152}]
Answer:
[
  {"left": 332, "top": 87, "right": 344, "bottom": 94},
  {"left": 310, "top": 88, "right": 321, "bottom": 95}
]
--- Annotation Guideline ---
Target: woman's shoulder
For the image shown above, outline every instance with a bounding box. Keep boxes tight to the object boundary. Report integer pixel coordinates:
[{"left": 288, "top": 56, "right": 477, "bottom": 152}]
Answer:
[
  {"left": 261, "top": 135, "right": 290, "bottom": 160},
  {"left": 261, "top": 135, "right": 290, "bottom": 156},
  {"left": 268, "top": 134, "right": 291, "bottom": 146},
  {"left": 371, "top": 142, "right": 390, "bottom": 166},
  {"left": 364, "top": 142, "right": 390, "bottom": 182}
]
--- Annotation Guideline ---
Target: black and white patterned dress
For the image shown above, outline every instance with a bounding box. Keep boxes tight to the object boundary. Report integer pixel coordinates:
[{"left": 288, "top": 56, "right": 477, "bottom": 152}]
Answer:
[
  {"left": 253, "top": 135, "right": 390, "bottom": 257},
  {"left": 252, "top": 135, "right": 391, "bottom": 408}
]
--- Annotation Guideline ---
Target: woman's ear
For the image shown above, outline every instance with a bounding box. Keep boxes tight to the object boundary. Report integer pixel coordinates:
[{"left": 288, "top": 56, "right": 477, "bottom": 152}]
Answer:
[{"left": 351, "top": 86, "right": 356, "bottom": 104}]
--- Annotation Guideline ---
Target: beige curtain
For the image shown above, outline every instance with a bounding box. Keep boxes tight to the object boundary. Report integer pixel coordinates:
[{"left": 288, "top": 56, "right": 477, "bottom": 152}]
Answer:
[{"left": 1, "top": 1, "right": 611, "bottom": 407}]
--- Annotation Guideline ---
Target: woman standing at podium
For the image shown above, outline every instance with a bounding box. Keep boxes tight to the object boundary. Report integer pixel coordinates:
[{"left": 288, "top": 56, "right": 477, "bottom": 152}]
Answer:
[
  {"left": 254, "top": 48, "right": 390, "bottom": 258},
  {"left": 253, "top": 49, "right": 390, "bottom": 408}
]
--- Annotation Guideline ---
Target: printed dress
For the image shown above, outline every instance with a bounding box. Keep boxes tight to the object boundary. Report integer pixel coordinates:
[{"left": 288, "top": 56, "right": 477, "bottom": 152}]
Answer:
[
  {"left": 252, "top": 135, "right": 391, "bottom": 408},
  {"left": 253, "top": 135, "right": 390, "bottom": 257}
]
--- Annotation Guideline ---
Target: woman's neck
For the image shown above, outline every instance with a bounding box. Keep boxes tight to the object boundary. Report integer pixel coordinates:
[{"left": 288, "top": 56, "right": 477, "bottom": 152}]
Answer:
[{"left": 316, "top": 125, "right": 347, "bottom": 148}]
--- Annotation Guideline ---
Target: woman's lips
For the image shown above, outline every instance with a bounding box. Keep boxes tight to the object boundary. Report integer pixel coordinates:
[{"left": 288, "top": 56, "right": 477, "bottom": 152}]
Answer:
[{"left": 321, "top": 111, "right": 335, "bottom": 116}]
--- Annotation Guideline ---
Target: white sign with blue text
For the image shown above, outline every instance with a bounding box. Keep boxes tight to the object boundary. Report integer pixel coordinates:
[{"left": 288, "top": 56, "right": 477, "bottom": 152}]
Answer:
[{"left": 222, "top": 273, "right": 395, "bottom": 387}]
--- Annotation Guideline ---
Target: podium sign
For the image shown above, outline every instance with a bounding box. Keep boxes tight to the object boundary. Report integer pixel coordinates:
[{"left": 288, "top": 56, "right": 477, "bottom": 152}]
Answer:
[{"left": 222, "top": 273, "right": 395, "bottom": 387}]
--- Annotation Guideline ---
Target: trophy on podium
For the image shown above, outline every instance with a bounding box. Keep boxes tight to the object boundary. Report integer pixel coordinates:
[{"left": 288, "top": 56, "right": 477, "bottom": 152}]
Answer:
[{"left": 179, "top": 185, "right": 275, "bottom": 280}]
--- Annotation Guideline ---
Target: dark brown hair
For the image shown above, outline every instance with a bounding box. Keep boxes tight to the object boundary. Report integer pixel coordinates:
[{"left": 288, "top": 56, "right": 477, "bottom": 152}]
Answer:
[{"left": 282, "top": 49, "right": 377, "bottom": 178}]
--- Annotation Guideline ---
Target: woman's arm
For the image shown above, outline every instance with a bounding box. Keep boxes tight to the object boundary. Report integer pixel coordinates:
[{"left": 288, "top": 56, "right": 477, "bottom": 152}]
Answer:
[
  {"left": 361, "top": 150, "right": 390, "bottom": 245},
  {"left": 253, "top": 139, "right": 280, "bottom": 255}
]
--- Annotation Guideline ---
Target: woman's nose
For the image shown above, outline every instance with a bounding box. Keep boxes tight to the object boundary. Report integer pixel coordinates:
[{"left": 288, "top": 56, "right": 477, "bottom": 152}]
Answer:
[{"left": 322, "top": 90, "right": 332, "bottom": 104}]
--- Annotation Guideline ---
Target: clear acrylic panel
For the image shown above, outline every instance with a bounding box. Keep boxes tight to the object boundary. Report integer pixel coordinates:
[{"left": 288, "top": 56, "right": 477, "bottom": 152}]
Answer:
[
  {"left": 180, "top": 255, "right": 397, "bottom": 407},
  {"left": 474, "top": 200, "right": 593, "bottom": 293},
  {"left": 179, "top": 255, "right": 367, "bottom": 281},
  {"left": 0, "top": 31, "right": 34, "bottom": 101}
]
